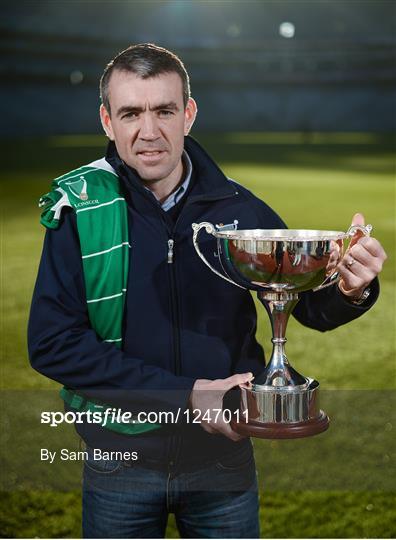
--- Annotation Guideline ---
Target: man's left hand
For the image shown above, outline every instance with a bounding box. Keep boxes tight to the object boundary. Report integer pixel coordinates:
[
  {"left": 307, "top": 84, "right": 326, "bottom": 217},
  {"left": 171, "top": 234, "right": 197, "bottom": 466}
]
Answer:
[{"left": 337, "top": 213, "right": 387, "bottom": 300}]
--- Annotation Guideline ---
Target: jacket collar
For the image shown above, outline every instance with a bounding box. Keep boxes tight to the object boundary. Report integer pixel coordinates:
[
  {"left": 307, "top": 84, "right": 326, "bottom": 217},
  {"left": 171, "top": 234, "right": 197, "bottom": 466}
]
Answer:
[{"left": 105, "top": 135, "right": 237, "bottom": 203}]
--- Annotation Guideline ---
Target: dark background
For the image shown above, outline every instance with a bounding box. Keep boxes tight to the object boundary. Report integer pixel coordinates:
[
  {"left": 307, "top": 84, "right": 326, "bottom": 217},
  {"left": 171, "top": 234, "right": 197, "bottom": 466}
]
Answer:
[{"left": 2, "top": 0, "right": 395, "bottom": 136}]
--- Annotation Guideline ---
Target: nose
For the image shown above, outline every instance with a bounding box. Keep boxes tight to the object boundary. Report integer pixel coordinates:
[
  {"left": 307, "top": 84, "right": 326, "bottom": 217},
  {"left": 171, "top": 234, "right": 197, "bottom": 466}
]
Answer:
[{"left": 139, "top": 112, "right": 160, "bottom": 141}]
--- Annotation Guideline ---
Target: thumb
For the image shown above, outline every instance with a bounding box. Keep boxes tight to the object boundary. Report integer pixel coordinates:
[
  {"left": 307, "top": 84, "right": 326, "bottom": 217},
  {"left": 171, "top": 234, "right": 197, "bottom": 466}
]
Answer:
[
  {"left": 349, "top": 212, "right": 366, "bottom": 248},
  {"left": 351, "top": 212, "right": 365, "bottom": 227},
  {"left": 222, "top": 372, "right": 254, "bottom": 392}
]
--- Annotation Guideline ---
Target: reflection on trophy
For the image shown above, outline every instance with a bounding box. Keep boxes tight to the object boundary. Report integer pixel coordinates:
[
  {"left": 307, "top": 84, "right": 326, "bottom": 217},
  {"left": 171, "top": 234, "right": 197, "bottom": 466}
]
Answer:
[{"left": 192, "top": 222, "right": 372, "bottom": 439}]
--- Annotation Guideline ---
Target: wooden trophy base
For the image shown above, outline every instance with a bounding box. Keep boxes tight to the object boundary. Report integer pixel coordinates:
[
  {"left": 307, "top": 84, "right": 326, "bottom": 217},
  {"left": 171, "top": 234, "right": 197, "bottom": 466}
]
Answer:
[{"left": 230, "top": 410, "right": 329, "bottom": 439}]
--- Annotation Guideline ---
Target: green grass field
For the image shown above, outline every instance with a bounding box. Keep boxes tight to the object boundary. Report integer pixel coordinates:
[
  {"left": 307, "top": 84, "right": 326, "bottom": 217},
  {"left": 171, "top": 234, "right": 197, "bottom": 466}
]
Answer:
[{"left": 1, "top": 133, "right": 395, "bottom": 538}]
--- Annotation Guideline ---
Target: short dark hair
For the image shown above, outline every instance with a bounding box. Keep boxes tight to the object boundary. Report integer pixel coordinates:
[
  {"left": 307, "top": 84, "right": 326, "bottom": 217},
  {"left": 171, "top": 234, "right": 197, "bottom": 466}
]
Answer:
[{"left": 100, "top": 43, "right": 191, "bottom": 115}]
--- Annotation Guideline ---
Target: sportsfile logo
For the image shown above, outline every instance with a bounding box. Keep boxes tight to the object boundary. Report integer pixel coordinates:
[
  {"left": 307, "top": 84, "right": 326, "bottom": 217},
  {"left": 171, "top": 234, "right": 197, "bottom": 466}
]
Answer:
[{"left": 40, "top": 407, "right": 248, "bottom": 427}]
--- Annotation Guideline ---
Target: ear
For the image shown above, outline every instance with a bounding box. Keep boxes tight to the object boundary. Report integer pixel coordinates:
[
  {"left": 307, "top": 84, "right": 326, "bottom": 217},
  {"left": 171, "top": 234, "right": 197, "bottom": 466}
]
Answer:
[
  {"left": 184, "top": 98, "right": 198, "bottom": 136},
  {"left": 100, "top": 104, "right": 115, "bottom": 140}
]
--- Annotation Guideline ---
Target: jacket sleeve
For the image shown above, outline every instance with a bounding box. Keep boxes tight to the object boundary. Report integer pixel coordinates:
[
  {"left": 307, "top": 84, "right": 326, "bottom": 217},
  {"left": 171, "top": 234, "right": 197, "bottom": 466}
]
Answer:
[
  {"left": 28, "top": 209, "right": 195, "bottom": 413},
  {"left": 292, "top": 279, "right": 379, "bottom": 332}
]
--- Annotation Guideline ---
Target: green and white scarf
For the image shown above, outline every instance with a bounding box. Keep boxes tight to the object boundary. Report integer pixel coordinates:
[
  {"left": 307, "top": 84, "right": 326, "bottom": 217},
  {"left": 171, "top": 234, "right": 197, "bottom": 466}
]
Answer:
[{"left": 40, "top": 158, "right": 160, "bottom": 435}]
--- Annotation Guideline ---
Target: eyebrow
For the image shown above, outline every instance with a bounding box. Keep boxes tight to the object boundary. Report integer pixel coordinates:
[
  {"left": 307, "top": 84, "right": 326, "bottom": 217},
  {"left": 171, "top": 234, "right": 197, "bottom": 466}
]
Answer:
[{"left": 116, "top": 101, "right": 180, "bottom": 118}]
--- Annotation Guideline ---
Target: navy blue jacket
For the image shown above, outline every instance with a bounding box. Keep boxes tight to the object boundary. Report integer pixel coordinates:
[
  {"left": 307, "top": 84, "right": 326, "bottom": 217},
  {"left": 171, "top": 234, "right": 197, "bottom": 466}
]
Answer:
[{"left": 28, "top": 136, "right": 378, "bottom": 468}]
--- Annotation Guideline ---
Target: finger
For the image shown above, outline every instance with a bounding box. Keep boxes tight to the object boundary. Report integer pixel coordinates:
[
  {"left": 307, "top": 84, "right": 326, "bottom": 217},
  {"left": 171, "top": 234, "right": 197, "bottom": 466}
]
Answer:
[
  {"left": 355, "top": 236, "right": 387, "bottom": 260},
  {"left": 349, "top": 243, "right": 384, "bottom": 275},
  {"left": 340, "top": 256, "right": 371, "bottom": 280},
  {"left": 239, "top": 381, "right": 253, "bottom": 390},
  {"left": 351, "top": 212, "right": 365, "bottom": 227},
  {"left": 337, "top": 263, "right": 374, "bottom": 293},
  {"left": 348, "top": 213, "right": 366, "bottom": 249},
  {"left": 339, "top": 254, "right": 375, "bottom": 280},
  {"left": 221, "top": 372, "right": 254, "bottom": 392}
]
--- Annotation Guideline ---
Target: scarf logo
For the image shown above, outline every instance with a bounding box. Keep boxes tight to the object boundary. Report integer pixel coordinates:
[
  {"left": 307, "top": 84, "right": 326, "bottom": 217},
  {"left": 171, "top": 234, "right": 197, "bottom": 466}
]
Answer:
[{"left": 65, "top": 176, "right": 88, "bottom": 200}]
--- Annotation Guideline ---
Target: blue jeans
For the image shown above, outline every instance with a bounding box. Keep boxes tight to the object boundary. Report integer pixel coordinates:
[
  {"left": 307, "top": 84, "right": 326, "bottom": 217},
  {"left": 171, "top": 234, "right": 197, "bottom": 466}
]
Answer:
[{"left": 82, "top": 445, "right": 259, "bottom": 538}]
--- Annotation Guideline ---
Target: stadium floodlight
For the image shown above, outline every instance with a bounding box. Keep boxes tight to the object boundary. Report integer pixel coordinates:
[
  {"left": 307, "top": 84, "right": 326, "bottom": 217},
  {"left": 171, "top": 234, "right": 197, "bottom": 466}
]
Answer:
[
  {"left": 227, "top": 24, "right": 241, "bottom": 37},
  {"left": 70, "top": 70, "right": 84, "bottom": 85},
  {"left": 279, "top": 22, "right": 295, "bottom": 38}
]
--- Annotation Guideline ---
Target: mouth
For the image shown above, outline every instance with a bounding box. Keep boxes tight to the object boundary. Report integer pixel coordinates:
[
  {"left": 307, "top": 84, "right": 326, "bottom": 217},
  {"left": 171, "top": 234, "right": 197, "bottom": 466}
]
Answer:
[{"left": 136, "top": 150, "right": 166, "bottom": 164}]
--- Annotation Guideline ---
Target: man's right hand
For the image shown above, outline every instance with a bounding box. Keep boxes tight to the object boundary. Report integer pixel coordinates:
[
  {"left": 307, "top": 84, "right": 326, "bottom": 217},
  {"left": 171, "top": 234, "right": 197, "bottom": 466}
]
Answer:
[{"left": 188, "top": 373, "right": 254, "bottom": 441}]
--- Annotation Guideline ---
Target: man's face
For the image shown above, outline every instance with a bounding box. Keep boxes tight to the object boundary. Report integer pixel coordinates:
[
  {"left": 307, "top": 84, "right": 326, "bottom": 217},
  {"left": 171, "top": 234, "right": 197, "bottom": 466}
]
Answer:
[{"left": 100, "top": 70, "right": 196, "bottom": 185}]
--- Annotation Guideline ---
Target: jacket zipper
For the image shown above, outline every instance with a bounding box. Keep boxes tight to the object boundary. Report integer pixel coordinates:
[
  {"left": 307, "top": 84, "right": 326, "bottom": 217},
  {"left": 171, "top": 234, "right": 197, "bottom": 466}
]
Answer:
[
  {"left": 167, "top": 239, "right": 174, "bottom": 264},
  {"left": 165, "top": 232, "right": 181, "bottom": 472},
  {"left": 158, "top": 191, "right": 238, "bottom": 469}
]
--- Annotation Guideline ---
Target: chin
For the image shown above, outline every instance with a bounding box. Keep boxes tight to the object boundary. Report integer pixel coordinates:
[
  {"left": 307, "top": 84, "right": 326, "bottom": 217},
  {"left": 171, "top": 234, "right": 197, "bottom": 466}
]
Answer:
[
  {"left": 138, "top": 169, "right": 167, "bottom": 182},
  {"left": 139, "top": 165, "right": 175, "bottom": 182}
]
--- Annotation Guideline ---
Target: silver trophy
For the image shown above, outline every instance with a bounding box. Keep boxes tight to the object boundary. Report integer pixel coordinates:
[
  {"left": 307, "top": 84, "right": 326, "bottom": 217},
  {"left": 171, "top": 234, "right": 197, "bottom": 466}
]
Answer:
[{"left": 192, "top": 222, "right": 372, "bottom": 439}]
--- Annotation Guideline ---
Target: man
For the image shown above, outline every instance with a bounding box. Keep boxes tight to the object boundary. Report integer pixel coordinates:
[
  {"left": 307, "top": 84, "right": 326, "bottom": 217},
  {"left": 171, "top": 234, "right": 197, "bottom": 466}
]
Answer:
[{"left": 29, "top": 43, "right": 386, "bottom": 538}]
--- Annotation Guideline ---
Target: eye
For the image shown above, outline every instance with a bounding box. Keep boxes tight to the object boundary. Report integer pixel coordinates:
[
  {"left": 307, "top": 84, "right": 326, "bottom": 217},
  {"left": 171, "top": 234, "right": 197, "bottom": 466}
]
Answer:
[
  {"left": 158, "top": 110, "right": 174, "bottom": 117},
  {"left": 121, "top": 112, "right": 138, "bottom": 120}
]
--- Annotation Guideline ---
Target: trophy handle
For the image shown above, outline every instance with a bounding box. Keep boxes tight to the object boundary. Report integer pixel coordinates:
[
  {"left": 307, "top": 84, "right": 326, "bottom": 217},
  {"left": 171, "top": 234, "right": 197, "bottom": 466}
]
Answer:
[
  {"left": 346, "top": 223, "right": 373, "bottom": 237},
  {"left": 313, "top": 223, "right": 373, "bottom": 291},
  {"left": 192, "top": 222, "right": 246, "bottom": 289}
]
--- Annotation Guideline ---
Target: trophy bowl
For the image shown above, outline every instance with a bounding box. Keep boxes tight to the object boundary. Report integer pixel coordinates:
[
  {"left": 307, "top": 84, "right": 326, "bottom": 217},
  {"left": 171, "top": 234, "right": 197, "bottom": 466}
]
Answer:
[{"left": 192, "top": 222, "right": 372, "bottom": 439}]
